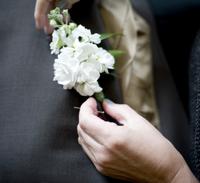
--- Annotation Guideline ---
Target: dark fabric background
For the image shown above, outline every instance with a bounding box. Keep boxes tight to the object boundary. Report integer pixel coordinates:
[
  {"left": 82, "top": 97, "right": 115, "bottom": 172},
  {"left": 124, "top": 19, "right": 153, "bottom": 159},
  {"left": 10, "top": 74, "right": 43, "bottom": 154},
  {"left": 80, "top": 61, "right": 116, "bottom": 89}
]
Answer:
[
  {"left": 0, "top": 0, "right": 123, "bottom": 182},
  {"left": 148, "top": 0, "right": 200, "bottom": 114},
  {"left": 190, "top": 30, "right": 200, "bottom": 180}
]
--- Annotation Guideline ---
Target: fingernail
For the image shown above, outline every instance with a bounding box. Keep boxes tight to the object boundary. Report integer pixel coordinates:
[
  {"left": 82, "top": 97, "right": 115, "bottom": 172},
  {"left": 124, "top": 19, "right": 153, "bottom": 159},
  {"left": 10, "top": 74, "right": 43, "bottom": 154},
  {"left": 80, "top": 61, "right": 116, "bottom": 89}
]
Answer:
[{"left": 104, "top": 99, "right": 114, "bottom": 105}]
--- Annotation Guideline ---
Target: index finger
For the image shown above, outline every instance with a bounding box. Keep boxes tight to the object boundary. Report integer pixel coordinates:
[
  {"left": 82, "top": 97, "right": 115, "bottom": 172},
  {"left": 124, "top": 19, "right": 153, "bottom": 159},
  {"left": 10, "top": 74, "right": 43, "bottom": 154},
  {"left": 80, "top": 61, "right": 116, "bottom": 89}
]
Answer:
[
  {"left": 79, "top": 98, "right": 117, "bottom": 143},
  {"left": 80, "top": 97, "right": 98, "bottom": 116}
]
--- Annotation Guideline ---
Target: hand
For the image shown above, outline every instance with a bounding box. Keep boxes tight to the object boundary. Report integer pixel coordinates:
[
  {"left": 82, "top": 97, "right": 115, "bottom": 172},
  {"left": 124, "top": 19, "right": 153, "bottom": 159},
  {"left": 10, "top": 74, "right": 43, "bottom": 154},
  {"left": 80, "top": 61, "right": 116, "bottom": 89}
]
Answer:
[
  {"left": 34, "top": 0, "right": 79, "bottom": 34},
  {"left": 34, "top": 0, "right": 55, "bottom": 34},
  {"left": 78, "top": 98, "right": 198, "bottom": 183}
]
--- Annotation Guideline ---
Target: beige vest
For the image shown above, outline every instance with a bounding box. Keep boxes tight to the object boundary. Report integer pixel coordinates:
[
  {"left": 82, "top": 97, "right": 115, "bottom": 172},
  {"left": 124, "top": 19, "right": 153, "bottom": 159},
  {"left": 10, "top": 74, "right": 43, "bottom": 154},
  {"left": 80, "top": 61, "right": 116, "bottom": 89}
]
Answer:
[{"left": 99, "top": 0, "right": 159, "bottom": 127}]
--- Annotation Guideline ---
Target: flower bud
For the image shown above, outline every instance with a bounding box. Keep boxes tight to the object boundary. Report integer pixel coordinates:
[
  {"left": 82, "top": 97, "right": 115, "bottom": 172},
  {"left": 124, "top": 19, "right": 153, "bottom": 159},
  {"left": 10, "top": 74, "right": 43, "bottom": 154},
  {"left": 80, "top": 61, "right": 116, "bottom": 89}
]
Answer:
[
  {"left": 56, "top": 14, "right": 63, "bottom": 23},
  {"left": 69, "top": 23, "right": 77, "bottom": 30},
  {"left": 63, "top": 9, "right": 69, "bottom": 24},
  {"left": 51, "top": 7, "right": 60, "bottom": 15},
  {"left": 50, "top": 19, "right": 58, "bottom": 28},
  {"left": 62, "top": 9, "right": 69, "bottom": 17}
]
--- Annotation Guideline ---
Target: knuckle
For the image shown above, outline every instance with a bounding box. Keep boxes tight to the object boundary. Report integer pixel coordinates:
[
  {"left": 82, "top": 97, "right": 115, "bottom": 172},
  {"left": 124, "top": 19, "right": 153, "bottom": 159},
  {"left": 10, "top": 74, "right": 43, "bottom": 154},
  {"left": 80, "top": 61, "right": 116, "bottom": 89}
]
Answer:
[
  {"left": 78, "top": 120, "right": 86, "bottom": 130},
  {"left": 77, "top": 137, "right": 82, "bottom": 145},
  {"left": 94, "top": 147, "right": 111, "bottom": 168},
  {"left": 108, "top": 137, "right": 123, "bottom": 150},
  {"left": 105, "top": 132, "right": 124, "bottom": 150},
  {"left": 79, "top": 111, "right": 87, "bottom": 129},
  {"left": 77, "top": 125, "right": 81, "bottom": 135},
  {"left": 95, "top": 164, "right": 105, "bottom": 173},
  {"left": 97, "top": 154, "right": 109, "bottom": 167}
]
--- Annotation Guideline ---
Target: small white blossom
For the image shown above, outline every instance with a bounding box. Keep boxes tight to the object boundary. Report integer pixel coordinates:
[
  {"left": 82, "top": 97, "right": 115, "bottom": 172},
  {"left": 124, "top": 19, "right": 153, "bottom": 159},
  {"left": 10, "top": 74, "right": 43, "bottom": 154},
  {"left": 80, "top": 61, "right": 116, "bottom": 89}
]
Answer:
[
  {"left": 89, "top": 33, "right": 101, "bottom": 44},
  {"left": 86, "top": 47, "right": 115, "bottom": 73},
  {"left": 75, "top": 43, "right": 98, "bottom": 61},
  {"left": 53, "top": 54, "right": 80, "bottom": 89},
  {"left": 59, "top": 47, "right": 75, "bottom": 58},
  {"left": 50, "top": 30, "right": 60, "bottom": 54},
  {"left": 65, "top": 34, "right": 76, "bottom": 47},
  {"left": 75, "top": 62, "right": 102, "bottom": 96},
  {"left": 50, "top": 27, "right": 68, "bottom": 54},
  {"left": 94, "top": 48, "right": 115, "bottom": 73},
  {"left": 71, "top": 25, "right": 101, "bottom": 44},
  {"left": 77, "top": 62, "right": 100, "bottom": 83},
  {"left": 75, "top": 82, "right": 102, "bottom": 96},
  {"left": 60, "top": 42, "right": 98, "bottom": 62}
]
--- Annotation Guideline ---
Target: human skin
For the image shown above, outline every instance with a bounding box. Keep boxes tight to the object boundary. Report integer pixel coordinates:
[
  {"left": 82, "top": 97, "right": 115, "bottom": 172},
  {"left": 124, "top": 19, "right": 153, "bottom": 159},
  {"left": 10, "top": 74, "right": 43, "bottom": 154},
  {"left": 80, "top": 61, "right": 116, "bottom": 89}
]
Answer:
[
  {"left": 78, "top": 98, "right": 199, "bottom": 183},
  {"left": 34, "top": 0, "right": 78, "bottom": 34},
  {"left": 34, "top": 0, "right": 55, "bottom": 34}
]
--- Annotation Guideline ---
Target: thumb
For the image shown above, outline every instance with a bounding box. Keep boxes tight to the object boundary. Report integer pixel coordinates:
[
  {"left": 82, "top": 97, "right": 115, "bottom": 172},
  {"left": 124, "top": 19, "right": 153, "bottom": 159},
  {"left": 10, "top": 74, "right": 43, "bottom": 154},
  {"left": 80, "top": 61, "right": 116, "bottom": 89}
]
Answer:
[{"left": 103, "top": 99, "right": 136, "bottom": 125}]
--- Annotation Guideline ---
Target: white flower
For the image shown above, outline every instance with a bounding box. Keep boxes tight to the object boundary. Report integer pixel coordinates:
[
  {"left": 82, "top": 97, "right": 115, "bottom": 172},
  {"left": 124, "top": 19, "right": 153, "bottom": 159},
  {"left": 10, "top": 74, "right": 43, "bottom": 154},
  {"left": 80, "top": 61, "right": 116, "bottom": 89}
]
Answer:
[
  {"left": 75, "top": 82, "right": 102, "bottom": 96},
  {"left": 50, "top": 30, "right": 60, "bottom": 54},
  {"left": 59, "top": 47, "right": 75, "bottom": 58},
  {"left": 96, "top": 48, "right": 115, "bottom": 72},
  {"left": 75, "top": 43, "right": 98, "bottom": 61},
  {"left": 53, "top": 54, "right": 80, "bottom": 89},
  {"left": 72, "top": 25, "right": 90, "bottom": 42},
  {"left": 90, "top": 33, "right": 101, "bottom": 44},
  {"left": 75, "top": 62, "right": 102, "bottom": 96},
  {"left": 65, "top": 34, "right": 76, "bottom": 47},
  {"left": 72, "top": 25, "right": 101, "bottom": 44},
  {"left": 87, "top": 47, "right": 115, "bottom": 73},
  {"left": 60, "top": 42, "right": 98, "bottom": 62},
  {"left": 77, "top": 62, "right": 100, "bottom": 83},
  {"left": 50, "top": 26, "right": 68, "bottom": 54},
  {"left": 50, "top": 18, "right": 116, "bottom": 97},
  {"left": 50, "top": 25, "right": 101, "bottom": 55}
]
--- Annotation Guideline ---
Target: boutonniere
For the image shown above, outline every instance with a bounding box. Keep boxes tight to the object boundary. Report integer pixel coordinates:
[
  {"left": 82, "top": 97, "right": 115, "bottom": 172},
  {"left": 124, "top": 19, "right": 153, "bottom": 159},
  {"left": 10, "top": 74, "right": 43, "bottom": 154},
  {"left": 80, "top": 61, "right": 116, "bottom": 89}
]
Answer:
[{"left": 48, "top": 7, "right": 123, "bottom": 103}]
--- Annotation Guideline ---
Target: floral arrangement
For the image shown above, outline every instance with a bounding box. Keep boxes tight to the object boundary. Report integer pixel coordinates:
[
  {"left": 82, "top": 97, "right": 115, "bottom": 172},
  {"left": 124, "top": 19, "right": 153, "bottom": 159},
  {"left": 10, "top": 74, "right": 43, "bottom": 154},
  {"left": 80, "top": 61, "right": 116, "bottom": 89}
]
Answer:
[{"left": 48, "top": 8, "right": 122, "bottom": 102}]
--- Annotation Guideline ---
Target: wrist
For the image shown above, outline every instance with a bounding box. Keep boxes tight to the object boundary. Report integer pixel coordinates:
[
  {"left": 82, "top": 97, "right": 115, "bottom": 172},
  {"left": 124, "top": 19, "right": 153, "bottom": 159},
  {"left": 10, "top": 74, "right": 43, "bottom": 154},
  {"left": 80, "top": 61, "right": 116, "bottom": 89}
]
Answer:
[
  {"left": 169, "top": 158, "right": 199, "bottom": 183},
  {"left": 157, "top": 141, "right": 195, "bottom": 183}
]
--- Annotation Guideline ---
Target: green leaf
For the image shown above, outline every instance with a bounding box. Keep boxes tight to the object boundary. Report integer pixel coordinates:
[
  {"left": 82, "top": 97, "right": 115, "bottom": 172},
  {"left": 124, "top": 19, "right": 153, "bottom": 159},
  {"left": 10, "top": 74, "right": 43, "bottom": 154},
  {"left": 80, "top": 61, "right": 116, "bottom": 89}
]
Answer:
[
  {"left": 94, "top": 91, "right": 105, "bottom": 103},
  {"left": 109, "top": 50, "right": 125, "bottom": 58},
  {"left": 100, "top": 33, "right": 123, "bottom": 40}
]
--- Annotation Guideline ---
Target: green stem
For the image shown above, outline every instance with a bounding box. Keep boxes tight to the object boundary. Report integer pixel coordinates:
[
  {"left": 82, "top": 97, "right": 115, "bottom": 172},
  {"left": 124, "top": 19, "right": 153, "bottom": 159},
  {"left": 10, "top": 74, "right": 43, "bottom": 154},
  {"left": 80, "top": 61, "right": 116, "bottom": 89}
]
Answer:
[{"left": 94, "top": 91, "right": 105, "bottom": 103}]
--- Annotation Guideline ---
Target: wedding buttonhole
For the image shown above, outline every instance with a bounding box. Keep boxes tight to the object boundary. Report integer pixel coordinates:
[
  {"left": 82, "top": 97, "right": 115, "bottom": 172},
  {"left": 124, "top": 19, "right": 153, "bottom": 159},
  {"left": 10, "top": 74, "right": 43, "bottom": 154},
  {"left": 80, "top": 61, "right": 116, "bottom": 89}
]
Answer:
[{"left": 48, "top": 7, "right": 123, "bottom": 102}]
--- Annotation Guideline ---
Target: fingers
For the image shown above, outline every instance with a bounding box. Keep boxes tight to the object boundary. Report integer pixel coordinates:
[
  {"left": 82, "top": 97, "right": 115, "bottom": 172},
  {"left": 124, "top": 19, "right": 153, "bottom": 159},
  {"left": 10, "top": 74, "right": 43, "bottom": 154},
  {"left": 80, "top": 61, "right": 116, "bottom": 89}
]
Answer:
[
  {"left": 78, "top": 136, "right": 96, "bottom": 163},
  {"left": 34, "top": 0, "right": 54, "bottom": 34},
  {"left": 102, "top": 99, "right": 136, "bottom": 124},
  {"left": 78, "top": 124, "right": 104, "bottom": 166},
  {"left": 79, "top": 98, "right": 117, "bottom": 143},
  {"left": 34, "top": 0, "right": 49, "bottom": 29},
  {"left": 80, "top": 97, "right": 98, "bottom": 116},
  {"left": 43, "top": 2, "right": 54, "bottom": 34},
  {"left": 77, "top": 125, "right": 101, "bottom": 151},
  {"left": 44, "top": 16, "right": 54, "bottom": 34}
]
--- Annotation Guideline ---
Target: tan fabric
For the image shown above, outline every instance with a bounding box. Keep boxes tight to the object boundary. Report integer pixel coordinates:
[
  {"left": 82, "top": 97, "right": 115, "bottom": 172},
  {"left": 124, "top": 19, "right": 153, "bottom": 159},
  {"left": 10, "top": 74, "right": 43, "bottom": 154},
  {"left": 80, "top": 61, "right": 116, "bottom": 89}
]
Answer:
[{"left": 99, "top": 0, "right": 159, "bottom": 127}]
